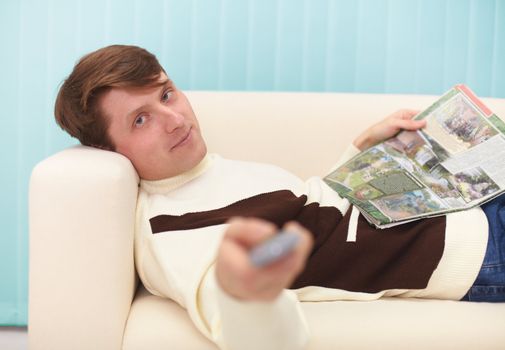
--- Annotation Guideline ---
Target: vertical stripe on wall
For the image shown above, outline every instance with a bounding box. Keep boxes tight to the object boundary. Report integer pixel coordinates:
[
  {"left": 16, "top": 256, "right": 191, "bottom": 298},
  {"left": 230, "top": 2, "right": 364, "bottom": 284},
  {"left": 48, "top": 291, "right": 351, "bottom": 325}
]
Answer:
[
  {"left": 219, "top": 0, "right": 249, "bottom": 90},
  {"left": 1, "top": 0, "right": 21, "bottom": 326},
  {"left": 325, "top": 0, "right": 359, "bottom": 91},
  {"left": 443, "top": 0, "right": 471, "bottom": 95},
  {"left": 1, "top": 0, "right": 504, "bottom": 326},
  {"left": 467, "top": 0, "right": 496, "bottom": 97},
  {"left": 416, "top": 0, "right": 446, "bottom": 94},
  {"left": 494, "top": 0, "right": 505, "bottom": 96},
  {"left": 385, "top": 0, "right": 417, "bottom": 93}
]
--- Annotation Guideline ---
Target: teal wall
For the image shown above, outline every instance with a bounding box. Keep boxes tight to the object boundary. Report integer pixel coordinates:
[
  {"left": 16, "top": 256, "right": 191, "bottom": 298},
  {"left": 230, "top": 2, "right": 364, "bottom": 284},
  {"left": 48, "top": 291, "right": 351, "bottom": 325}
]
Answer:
[{"left": 1, "top": 0, "right": 504, "bottom": 326}]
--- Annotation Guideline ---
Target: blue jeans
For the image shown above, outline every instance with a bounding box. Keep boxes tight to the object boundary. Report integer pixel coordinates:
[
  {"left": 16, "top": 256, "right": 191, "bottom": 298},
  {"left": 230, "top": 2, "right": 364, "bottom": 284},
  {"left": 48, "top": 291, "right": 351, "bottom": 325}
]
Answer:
[{"left": 461, "top": 194, "right": 505, "bottom": 302}]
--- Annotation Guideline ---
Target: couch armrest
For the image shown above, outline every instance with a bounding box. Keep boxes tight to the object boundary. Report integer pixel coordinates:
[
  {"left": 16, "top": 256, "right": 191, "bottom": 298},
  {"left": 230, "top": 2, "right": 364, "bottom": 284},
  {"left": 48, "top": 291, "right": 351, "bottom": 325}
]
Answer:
[{"left": 29, "top": 146, "right": 139, "bottom": 350}]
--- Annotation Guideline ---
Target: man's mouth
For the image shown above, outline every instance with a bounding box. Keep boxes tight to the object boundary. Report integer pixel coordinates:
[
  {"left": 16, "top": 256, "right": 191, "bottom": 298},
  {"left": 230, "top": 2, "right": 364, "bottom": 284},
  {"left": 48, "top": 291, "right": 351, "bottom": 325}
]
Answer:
[{"left": 171, "top": 127, "right": 192, "bottom": 150}]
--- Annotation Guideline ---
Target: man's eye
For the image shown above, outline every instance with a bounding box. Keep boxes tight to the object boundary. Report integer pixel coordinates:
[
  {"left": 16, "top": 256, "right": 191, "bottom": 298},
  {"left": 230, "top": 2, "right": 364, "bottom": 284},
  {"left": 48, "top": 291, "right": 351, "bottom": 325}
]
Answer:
[
  {"left": 162, "top": 90, "right": 173, "bottom": 102},
  {"left": 134, "top": 115, "right": 147, "bottom": 127}
]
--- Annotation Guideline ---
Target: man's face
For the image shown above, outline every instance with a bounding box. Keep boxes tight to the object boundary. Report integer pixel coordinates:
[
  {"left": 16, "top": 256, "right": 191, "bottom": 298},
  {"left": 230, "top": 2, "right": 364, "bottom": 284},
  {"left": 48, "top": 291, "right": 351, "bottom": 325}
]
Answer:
[{"left": 101, "top": 73, "right": 207, "bottom": 180}]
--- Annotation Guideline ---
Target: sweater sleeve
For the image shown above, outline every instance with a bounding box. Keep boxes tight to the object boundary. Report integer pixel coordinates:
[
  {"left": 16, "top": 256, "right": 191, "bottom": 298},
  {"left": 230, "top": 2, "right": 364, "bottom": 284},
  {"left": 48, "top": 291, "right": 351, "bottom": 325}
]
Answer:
[{"left": 198, "top": 265, "right": 310, "bottom": 350}]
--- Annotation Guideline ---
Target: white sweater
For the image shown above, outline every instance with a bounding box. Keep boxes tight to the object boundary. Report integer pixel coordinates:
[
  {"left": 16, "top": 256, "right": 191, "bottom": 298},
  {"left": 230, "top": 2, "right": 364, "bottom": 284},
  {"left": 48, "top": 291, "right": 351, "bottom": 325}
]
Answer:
[{"left": 134, "top": 150, "right": 488, "bottom": 350}]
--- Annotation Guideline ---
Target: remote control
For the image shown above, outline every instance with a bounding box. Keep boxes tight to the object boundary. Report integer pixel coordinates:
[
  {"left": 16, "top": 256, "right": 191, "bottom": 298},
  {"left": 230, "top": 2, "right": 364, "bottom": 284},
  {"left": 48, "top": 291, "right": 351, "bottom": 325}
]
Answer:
[{"left": 249, "top": 231, "right": 300, "bottom": 267}]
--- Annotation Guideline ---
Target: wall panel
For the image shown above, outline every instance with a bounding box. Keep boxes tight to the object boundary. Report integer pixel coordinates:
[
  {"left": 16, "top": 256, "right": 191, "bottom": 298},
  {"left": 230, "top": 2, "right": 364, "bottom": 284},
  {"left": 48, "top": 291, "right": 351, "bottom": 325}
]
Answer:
[{"left": 1, "top": 0, "right": 503, "bottom": 326}]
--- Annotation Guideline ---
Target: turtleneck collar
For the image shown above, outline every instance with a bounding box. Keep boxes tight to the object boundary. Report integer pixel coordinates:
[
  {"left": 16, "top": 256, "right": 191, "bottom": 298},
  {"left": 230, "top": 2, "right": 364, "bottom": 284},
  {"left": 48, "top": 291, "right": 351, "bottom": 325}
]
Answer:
[{"left": 140, "top": 154, "right": 214, "bottom": 194}]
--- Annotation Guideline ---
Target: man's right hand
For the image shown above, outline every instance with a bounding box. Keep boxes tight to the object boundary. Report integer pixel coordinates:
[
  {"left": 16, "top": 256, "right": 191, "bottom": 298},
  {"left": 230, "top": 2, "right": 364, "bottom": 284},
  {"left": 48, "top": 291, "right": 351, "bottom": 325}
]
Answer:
[{"left": 215, "top": 217, "right": 313, "bottom": 302}]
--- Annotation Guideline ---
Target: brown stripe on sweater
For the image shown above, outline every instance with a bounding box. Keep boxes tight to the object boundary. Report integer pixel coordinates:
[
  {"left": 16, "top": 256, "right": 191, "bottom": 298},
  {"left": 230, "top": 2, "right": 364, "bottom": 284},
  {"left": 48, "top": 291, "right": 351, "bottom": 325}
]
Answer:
[
  {"left": 149, "top": 190, "right": 446, "bottom": 293},
  {"left": 291, "top": 210, "right": 446, "bottom": 293},
  {"left": 150, "top": 190, "right": 309, "bottom": 233}
]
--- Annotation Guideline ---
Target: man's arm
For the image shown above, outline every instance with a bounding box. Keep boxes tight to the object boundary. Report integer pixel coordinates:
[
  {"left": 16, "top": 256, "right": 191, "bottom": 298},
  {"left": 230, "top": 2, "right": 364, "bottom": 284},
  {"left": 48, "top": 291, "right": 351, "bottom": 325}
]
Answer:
[{"left": 211, "top": 218, "right": 313, "bottom": 350}]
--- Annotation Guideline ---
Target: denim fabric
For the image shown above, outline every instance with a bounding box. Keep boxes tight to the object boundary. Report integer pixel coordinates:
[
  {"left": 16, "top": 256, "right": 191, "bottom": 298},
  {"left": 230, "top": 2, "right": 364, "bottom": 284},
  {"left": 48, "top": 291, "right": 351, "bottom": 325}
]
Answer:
[{"left": 461, "top": 194, "right": 505, "bottom": 302}]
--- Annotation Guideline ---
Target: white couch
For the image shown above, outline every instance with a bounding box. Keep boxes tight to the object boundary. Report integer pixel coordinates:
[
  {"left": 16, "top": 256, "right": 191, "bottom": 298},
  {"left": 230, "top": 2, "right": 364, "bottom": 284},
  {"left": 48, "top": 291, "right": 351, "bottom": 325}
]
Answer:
[{"left": 29, "top": 91, "right": 505, "bottom": 350}]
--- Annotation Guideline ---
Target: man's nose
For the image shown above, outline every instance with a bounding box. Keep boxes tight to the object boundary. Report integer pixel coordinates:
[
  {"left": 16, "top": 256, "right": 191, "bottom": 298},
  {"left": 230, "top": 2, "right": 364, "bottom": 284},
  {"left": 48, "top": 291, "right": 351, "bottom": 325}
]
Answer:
[{"left": 160, "top": 107, "right": 184, "bottom": 133}]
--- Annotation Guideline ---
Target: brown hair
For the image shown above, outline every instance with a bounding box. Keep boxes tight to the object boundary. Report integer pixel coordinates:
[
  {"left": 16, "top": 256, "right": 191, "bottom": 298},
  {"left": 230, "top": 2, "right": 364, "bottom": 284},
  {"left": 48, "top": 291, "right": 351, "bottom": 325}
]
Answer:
[{"left": 54, "top": 45, "right": 165, "bottom": 149}]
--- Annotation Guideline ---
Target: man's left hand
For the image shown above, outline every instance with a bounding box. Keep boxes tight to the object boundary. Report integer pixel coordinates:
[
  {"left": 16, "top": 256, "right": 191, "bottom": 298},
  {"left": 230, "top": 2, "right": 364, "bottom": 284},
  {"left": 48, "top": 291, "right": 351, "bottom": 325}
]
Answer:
[{"left": 353, "top": 109, "right": 425, "bottom": 151}]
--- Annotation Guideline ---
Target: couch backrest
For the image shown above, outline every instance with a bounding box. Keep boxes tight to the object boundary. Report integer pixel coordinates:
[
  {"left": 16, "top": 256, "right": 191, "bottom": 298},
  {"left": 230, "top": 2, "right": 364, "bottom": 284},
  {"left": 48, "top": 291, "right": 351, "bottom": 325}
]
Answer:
[{"left": 187, "top": 91, "right": 505, "bottom": 180}]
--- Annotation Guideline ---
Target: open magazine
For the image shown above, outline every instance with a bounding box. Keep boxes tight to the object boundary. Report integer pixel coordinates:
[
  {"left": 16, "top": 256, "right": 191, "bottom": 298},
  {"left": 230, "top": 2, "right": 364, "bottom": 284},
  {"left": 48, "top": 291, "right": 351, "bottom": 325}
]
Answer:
[{"left": 324, "top": 84, "right": 505, "bottom": 228}]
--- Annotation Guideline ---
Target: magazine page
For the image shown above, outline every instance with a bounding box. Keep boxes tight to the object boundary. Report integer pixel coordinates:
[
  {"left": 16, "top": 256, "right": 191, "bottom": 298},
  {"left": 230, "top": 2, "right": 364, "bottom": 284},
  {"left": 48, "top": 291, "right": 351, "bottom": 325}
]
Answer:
[{"left": 324, "top": 84, "right": 505, "bottom": 228}]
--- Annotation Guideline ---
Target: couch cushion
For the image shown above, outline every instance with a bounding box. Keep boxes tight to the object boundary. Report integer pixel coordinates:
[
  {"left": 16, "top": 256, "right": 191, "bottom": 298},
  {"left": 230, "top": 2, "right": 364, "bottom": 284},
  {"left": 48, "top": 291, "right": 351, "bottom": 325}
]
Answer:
[
  {"left": 122, "top": 285, "right": 217, "bottom": 350},
  {"left": 123, "top": 285, "right": 505, "bottom": 350}
]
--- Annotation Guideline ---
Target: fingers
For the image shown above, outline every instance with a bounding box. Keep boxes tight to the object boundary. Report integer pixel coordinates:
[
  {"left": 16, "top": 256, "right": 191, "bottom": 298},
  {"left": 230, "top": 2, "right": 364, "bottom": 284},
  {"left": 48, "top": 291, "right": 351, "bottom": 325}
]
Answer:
[
  {"left": 255, "top": 221, "right": 313, "bottom": 276},
  {"left": 353, "top": 108, "right": 425, "bottom": 150},
  {"left": 282, "top": 221, "right": 314, "bottom": 272},
  {"left": 218, "top": 218, "right": 277, "bottom": 281},
  {"left": 388, "top": 109, "right": 425, "bottom": 131},
  {"left": 216, "top": 218, "right": 314, "bottom": 301},
  {"left": 225, "top": 217, "right": 278, "bottom": 249},
  {"left": 224, "top": 218, "right": 313, "bottom": 270},
  {"left": 394, "top": 117, "right": 426, "bottom": 131},
  {"left": 395, "top": 109, "right": 420, "bottom": 120}
]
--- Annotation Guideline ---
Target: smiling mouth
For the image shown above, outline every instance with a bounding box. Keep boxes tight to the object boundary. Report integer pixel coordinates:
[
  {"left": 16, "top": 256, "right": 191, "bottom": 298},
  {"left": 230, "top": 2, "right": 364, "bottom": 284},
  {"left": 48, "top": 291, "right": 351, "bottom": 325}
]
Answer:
[{"left": 171, "top": 127, "right": 192, "bottom": 150}]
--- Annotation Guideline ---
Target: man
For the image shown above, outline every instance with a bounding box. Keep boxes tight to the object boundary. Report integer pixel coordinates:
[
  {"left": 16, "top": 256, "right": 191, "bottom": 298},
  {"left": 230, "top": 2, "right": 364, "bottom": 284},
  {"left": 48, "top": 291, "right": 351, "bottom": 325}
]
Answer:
[{"left": 55, "top": 45, "right": 504, "bottom": 350}]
